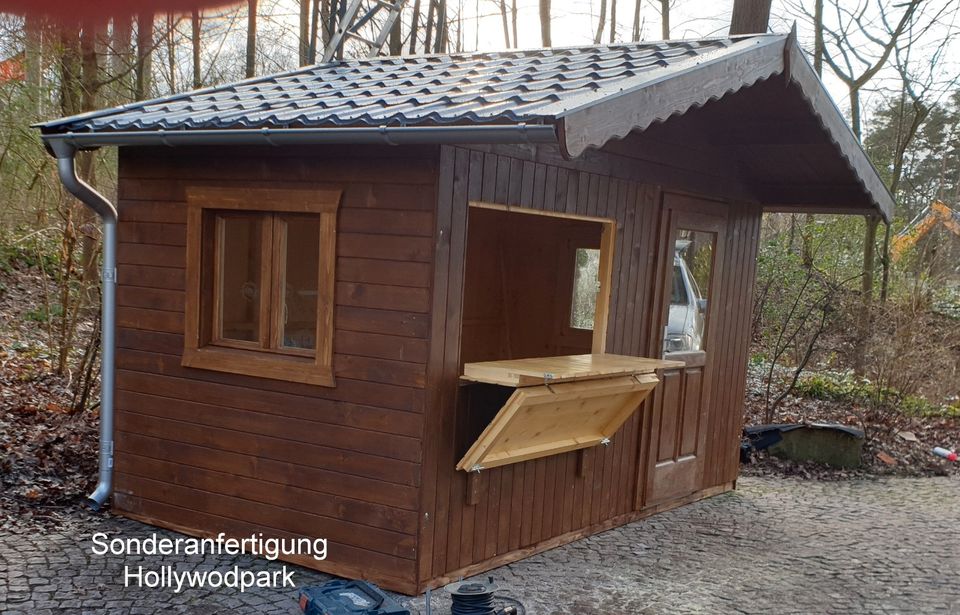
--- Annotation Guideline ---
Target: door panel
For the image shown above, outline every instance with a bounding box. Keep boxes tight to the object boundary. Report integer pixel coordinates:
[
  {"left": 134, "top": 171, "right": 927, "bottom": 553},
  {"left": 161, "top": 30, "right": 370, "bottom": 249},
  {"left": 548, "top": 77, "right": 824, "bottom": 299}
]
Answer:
[{"left": 642, "top": 194, "right": 727, "bottom": 508}]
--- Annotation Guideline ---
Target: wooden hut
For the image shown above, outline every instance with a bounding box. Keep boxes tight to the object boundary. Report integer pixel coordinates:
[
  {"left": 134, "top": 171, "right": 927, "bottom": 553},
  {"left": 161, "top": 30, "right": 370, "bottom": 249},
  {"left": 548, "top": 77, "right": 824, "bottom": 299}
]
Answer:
[{"left": 39, "top": 33, "right": 892, "bottom": 594}]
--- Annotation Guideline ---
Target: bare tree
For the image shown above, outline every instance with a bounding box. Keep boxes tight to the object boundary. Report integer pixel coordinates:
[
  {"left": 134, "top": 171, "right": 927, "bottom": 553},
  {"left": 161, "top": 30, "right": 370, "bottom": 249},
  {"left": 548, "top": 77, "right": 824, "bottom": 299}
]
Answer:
[
  {"left": 879, "top": 15, "right": 960, "bottom": 300},
  {"left": 134, "top": 13, "right": 153, "bottom": 100},
  {"left": 409, "top": 0, "right": 422, "bottom": 53},
  {"left": 609, "top": 0, "right": 617, "bottom": 43},
  {"left": 425, "top": 0, "right": 436, "bottom": 50},
  {"left": 389, "top": 8, "right": 403, "bottom": 55},
  {"left": 309, "top": 0, "right": 324, "bottom": 63},
  {"left": 594, "top": 0, "right": 607, "bottom": 44},
  {"left": 498, "top": 0, "right": 511, "bottom": 47},
  {"left": 166, "top": 13, "right": 177, "bottom": 93},
  {"left": 815, "top": 0, "right": 922, "bottom": 374},
  {"left": 540, "top": 0, "right": 551, "bottom": 46},
  {"left": 659, "top": 0, "right": 669, "bottom": 39},
  {"left": 191, "top": 10, "right": 202, "bottom": 88},
  {"left": 511, "top": 0, "right": 518, "bottom": 49},
  {"left": 632, "top": 0, "right": 641, "bottom": 41},
  {"left": 108, "top": 17, "right": 132, "bottom": 103},
  {"left": 246, "top": 0, "right": 258, "bottom": 78},
  {"left": 299, "top": 0, "right": 310, "bottom": 65}
]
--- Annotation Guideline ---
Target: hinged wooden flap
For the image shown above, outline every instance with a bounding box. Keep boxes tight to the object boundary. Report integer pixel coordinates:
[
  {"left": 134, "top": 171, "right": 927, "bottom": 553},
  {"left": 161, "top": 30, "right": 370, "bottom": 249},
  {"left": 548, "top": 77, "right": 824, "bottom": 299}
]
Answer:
[
  {"left": 462, "top": 353, "right": 683, "bottom": 387},
  {"left": 456, "top": 373, "right": 659, "bottom": 472}
]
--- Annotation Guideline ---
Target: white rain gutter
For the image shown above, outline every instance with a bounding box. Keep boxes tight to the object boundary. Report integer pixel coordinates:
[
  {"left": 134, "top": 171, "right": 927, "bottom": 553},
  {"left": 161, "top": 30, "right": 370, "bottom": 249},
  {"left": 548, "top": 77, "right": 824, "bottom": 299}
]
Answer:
[{"left": 41, "top": 122, "right": 557, "bottom": 511}]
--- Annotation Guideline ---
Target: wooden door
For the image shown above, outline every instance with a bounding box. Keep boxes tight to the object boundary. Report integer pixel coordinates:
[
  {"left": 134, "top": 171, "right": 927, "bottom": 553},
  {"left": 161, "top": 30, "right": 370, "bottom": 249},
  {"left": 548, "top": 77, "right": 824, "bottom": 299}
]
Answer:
[{"left": 642, "top": 194, "right": 727, "bottom": 507}]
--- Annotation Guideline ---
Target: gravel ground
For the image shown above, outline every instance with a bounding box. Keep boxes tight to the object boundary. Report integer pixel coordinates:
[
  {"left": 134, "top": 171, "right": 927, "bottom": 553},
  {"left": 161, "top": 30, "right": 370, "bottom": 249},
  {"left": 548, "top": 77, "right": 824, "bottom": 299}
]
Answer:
[{"left": 2, "top": 475, "right": 958, "bottom": 615}]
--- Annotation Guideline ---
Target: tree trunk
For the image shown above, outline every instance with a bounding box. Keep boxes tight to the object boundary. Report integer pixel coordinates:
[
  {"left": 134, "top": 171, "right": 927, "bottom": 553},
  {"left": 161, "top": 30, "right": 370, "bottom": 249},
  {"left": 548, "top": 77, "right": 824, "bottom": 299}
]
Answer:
[
  {"left": 308, "top": 0, "right": 322, "bottom": 64},
  {"left": 880, "top": 222, "right": 892, "bottom": 302},
  {"left": 609, "top": 0, "right": 617, "bottom": 43},
  {"left": 632, "top": 0, "right": 640, "bottom": 41},
  {"left": 813, "top": 0, "right": 823, "bottom": 75},
  {"left": 499, "top": 0, "right": 511, "bottom": 47},
  {"left": 134, "top": 13, "right": 153, "bottom": 100},
  {"left": 246, "top": 0, "right": 258, "bottom": 78},
  {"left": 299, "top": 0, "right": 310, "bottom": 65},
  {"left": 424, "top": 0, "right": 436, "bottom": 52},
  {"left": 854, "top": 215, "right": 879, "bottom": 376},
  {"left": 540, "top": 0, "right": 552, "bottom": 46},
  {"left": 511, "top": 0, "right": 518, "bottom": 49},
  {"left": 79, "top": 21, "right": 101, "bottom": 288},
  {"left": 389, "top": 7, "right": 403, "bottom": 55},
  {"left": 110, "top": 16, "right": 133, "bottom": 103},
  {"left": 24, "top": 15, "right": 43, "bottom": 95},
  {"left": 594, "top": 0, "right": 607, "bottom": 44},
  {"left": 192, "top": 10, "right": 202, "bottom": 88},
  {"left": 729, "top": 0, "right": 772, "bottom": 35},
  {"left": 849, "top": 85, "right": 861, "bottom": 140},
  {"left": 409, "top": 0, "right": 422, "bottom": 54},
  {"left": 436, "top": 0, "right": 448, "bottom": 53},
  {"left": 660, "top": 0, "right": 669, "bottom": 39},
  {"left": 166, "top": 13, "right": 176, "bottom": 93}
]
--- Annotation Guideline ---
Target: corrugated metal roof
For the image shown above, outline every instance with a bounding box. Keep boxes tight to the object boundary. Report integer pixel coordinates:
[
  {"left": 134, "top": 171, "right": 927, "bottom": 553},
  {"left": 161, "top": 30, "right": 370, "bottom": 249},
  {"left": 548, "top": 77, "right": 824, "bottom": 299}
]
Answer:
[{"left": 41, "top": 35, "right": 774, "bottom": 133}]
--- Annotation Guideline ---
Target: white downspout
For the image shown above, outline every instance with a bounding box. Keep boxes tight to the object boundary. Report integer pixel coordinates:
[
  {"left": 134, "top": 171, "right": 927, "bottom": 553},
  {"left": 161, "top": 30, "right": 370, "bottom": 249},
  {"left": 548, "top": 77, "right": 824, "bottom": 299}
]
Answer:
[{"left": 49, "top": 139, "right": 118, "bottom": 511}]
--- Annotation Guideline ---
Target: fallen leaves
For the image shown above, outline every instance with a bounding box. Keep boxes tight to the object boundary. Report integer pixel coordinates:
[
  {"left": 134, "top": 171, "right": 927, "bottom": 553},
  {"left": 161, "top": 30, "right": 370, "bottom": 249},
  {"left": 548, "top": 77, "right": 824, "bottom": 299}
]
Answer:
[
  {"left": 876, "top": 452, "right": 897, "bottom": 466},
  {"left": 0, "top": 265, "right": 99, "bottom": 524},
  {"left": 743, "top": 363, "right": 959, "bottom": 479}
]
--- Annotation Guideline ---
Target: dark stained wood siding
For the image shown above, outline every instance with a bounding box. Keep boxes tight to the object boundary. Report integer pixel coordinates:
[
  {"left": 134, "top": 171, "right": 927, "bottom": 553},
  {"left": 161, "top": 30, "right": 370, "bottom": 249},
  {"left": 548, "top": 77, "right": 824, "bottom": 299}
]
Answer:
[
  {"left": 418, "top": 140, "right": 762, "bottom": 589},
  {"left": 110, "top": 131, "right": 762, "bottom": 595},
  {"left": 701, "top": 201, "right": 762, "bottom": 486},
  {"left": 111, "top": 145, "right": 438, "bottom": 594}
]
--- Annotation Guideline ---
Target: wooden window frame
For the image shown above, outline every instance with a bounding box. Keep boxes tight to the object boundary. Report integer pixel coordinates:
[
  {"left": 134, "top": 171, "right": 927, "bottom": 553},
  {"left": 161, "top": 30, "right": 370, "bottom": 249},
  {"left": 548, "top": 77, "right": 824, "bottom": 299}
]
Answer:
[{"left": 183, "top": 186, "right": 342, "bottom": 387}]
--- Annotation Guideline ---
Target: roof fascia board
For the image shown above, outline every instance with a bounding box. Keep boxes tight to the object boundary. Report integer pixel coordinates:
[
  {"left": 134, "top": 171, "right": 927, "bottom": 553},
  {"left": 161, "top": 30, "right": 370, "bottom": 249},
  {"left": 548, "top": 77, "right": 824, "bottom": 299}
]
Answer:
[
  {"left": 782, "top": 40, "right": 894, "bottom": 222},
  {"left": 557, "top": 35, "right": 786, "bottom": 158}
]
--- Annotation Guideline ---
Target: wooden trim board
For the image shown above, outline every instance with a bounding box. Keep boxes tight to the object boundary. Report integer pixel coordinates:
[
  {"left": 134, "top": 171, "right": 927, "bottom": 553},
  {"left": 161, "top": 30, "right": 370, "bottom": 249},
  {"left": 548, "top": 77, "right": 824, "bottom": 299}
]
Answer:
[{"left": 462, "top": 353, "right": 683, "bottom": 387}]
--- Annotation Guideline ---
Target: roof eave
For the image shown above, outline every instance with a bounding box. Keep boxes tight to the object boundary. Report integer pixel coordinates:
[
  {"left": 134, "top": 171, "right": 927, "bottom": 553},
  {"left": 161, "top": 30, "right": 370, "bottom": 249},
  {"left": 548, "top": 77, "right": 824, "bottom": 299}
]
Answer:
[
  {"left": 782, "top": 39, "right": 894, "bottom": 222},
  {"left": 40, "top": 123, "right": 559, "bottom": 154},
  {"left": 558, "top": 34, "right": 894, "bottom": 223}
]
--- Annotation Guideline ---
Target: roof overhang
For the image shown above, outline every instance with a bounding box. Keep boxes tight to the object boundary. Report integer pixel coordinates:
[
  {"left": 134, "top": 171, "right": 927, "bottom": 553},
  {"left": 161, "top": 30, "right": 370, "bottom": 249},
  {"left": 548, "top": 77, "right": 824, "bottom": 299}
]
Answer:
[
  {"left": 556, "top": 33, "right": 893, "bottom": 222},
  {"left": 37, "top": 33, "right": 892, "bottom": 221}
]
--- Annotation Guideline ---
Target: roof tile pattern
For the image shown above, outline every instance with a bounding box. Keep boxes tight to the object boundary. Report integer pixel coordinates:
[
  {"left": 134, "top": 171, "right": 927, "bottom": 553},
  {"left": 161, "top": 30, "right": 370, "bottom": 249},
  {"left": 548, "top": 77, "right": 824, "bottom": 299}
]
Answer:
[{"left": 47, "top": 37, "right": 761, "bottom": 132}]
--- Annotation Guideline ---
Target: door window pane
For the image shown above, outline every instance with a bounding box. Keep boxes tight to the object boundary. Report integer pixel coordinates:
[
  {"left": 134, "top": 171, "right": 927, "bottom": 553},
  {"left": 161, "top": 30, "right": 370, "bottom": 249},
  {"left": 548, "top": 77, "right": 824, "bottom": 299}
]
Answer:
[
  {"left": 280, "top": 216, "right": 320, "bottom": 350},
  {"left": 570, "top": 248, "right": 601, "bottom": 330},
  {"left": 218, "top": 215, "right": 262, "bottom": 343},
  {"left": 665, "top": 231, "right": 715, "bottom": 353}
]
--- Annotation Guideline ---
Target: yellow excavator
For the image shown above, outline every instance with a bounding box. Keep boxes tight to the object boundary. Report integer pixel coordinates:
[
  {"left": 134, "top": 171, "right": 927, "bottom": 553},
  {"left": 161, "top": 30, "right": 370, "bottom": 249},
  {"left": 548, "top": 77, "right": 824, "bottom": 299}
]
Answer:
[{"left": 891, "top": 200, "right": 960, "bottom": 261}]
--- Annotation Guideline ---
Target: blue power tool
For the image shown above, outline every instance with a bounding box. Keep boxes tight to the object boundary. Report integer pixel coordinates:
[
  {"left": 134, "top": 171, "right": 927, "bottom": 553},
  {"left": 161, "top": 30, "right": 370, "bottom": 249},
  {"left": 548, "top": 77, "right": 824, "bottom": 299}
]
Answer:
[{"left": 298, "top": 580, "right": 410, "bottom": 615}]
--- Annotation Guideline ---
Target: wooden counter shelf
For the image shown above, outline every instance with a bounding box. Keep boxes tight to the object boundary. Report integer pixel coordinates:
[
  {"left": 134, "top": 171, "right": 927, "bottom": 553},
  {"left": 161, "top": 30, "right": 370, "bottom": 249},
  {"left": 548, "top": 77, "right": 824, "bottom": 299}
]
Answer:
[{"left": 457, "top": 354, "right": 683, "bottom": 472}]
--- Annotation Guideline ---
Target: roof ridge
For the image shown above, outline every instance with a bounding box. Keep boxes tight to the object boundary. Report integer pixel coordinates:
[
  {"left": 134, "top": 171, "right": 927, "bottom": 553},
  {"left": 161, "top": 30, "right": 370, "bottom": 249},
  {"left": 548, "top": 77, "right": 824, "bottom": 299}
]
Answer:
[{"left": 337, "top": 32, "right": 783, "bottom": 65}]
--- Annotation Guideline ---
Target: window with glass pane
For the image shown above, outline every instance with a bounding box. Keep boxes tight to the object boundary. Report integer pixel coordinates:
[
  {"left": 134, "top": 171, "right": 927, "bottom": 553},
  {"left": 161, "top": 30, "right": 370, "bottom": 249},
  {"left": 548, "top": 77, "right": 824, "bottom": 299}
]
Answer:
[
  {"left": 665, "top": 230, "right": 715, "bottom": 353},
  {"left": 570, "top": 248, "right": 601, "bottom": 330},
  {"left": 209, "top": 212, "right": 321, "bottom": 357},
  {"left": 279, "top": 216, "right": 320, "bottom": 351},
  {"left": 217, "top": 215, "right": 263, "bottom": 343},
  {"left": 184, "top": 186, "right": 340, "bottom": 387}
]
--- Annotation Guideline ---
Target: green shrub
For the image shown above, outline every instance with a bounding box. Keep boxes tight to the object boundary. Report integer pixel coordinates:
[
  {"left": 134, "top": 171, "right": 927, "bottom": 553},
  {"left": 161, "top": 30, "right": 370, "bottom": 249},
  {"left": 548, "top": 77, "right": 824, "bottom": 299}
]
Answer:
[{"left": 793, "top": 372, "right": 959, "bottom": 418}]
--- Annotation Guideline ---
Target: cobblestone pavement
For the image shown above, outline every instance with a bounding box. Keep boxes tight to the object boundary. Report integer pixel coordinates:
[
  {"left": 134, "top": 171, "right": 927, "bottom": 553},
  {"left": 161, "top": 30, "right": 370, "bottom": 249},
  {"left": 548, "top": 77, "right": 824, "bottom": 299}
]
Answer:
[{"left": 2, "top": 476, "right": 958, "bottom": 614}]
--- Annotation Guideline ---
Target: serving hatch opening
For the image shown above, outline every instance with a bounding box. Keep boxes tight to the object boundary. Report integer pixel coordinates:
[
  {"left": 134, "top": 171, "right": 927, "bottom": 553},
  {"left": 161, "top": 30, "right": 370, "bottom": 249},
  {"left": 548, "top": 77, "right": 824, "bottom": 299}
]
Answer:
[
  {"left": 455, "top": 203, "right": 680, "bottom": 472},
  {"left": 460, "top": 202, "right": 615, "bottom": 363}
]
